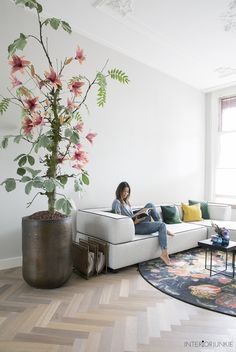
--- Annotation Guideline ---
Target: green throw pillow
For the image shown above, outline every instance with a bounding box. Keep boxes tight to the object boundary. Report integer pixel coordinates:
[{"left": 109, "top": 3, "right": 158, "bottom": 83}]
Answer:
[
  {"left": 161, "top": 205, "right": 182, "bottom": 224},
  {"left": 188, "top": 200, "right": 210, "bottom": 219}
]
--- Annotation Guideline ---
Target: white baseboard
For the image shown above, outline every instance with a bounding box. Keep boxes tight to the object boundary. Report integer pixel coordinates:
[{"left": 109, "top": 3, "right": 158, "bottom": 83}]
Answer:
[{"left": 0, "top": 256, "right": 22, "bottom": 270}]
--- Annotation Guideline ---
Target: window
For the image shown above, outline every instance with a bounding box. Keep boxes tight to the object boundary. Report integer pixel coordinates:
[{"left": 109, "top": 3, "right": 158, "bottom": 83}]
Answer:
[{"left": 215, "top": 96, "right": 236, "bottom": 203}]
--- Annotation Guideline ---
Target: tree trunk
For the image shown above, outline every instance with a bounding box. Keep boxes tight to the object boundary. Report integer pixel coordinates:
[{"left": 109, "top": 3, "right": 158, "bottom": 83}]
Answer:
[{"left": 46, "top": 89, "right": 61, "bottom": 213}]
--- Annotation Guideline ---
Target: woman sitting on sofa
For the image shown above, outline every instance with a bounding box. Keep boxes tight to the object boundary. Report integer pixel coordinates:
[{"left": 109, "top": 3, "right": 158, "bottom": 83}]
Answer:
[{"left": 112, "top": 181, "right": 172, "bottom": 266}]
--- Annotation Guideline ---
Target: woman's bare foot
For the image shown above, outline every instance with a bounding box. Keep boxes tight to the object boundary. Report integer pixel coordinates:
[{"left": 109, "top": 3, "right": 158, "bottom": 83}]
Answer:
[
  {"left": 160, "top": 254, "right": 171, "bottom": 265},
  {"left": 160, "top": 250, "right": 172, "bottom": 266}
]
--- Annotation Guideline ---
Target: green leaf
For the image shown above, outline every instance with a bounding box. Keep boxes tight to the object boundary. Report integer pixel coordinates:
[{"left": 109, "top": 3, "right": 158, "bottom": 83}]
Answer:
[
  {"left": 64, "top": 128, "right": 72, "bottom": 138},
  {"left": 39, "top": 135, "right": 51, "bottom": 147},
  {"left": 58, "top": 175, "right": 68, "bottom": 185},
  {"left": 62, "top": 199, "right": 72, "bottom": 215},
  {"left": 21, "top": 176, "right": 31, "bottom": 183},
  {"left": 96, "top": 72, "right": 107, "bottom": 107},
  {"left": 33, "top": 178, "right": 43, "bottom": 188},
  {"left": 44, "top": 18, "right": 71, "bottom": 33},
  {"left": 18, "top": 155, "right": 27, "bottom": 167},
  {"left": 24, "top": 167, "right": 41, "bottom": 178},
  {"left": 55, "top": 198, "right": 65, "bottom": 210},
  {"left": 14, "top": 153, "right": 26, "bottom": 161},
  {"left": 82, "top": 173, "right": 89, "bottom": 185},
  {"left": 14, "top": 135, "right": 23, "bottom": 144},
  {"left": 49, "top": 18, "right": 61, "bottom": 30},
  {"left": 34, "top": 135, "right": 51, "bottom": 152},
  {"left": 17, "top": 167, "right": 26, "bottom": 176},
  {"left": 74, "top": 179, "right": 82, "bottom": 192},
  {"left": 61, "top": 21, "right": 72, "bottom": 34},
  {"left": 27, "top": 155, "right": 35, "bottom": 166},
  {"left": 25, "top": 181, "right": 33, "bottom": 195},
  {"left": 1, "top": 137, "right": 9, "bottom": 149},
  {"left": 70, "top": 131, "right": 80, "bottom": 144},
  {"left": 1, "top": 178, "right": 16, "bottom": 192},
  {"left": 44, "top": 179, "right": 55, "bottom": 192},
  {"left": 8, "top": 33, "right": 28, "bottom": 57},
  {"left": 108, "top": 69, "right": 129, "bottom": 84},
  {"left": 74, "top": 111, "right": 83, "bottom": 121},
  {"left": 15, "top": 0, "right": 42, "bottom": 13},
  {"left": 0, "top": 98, "right": 10, "bottom": 115},
  {"left": 52, "top": 178, "right": 64, "bottom": 189}
]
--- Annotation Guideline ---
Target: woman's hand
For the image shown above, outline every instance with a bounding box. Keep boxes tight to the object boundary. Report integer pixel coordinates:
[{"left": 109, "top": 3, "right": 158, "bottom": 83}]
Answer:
[{"left": 133, "top": 217, "right": 144, "bottom": 225}]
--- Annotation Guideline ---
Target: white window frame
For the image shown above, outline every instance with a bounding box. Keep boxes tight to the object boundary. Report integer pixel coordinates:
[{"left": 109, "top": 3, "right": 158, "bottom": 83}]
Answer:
[
  {"left": 215, "top": 95, "right": 236, "bottom": 202},
  {"left": 205, "top": 86, "right": 236, "bottom": 205}
]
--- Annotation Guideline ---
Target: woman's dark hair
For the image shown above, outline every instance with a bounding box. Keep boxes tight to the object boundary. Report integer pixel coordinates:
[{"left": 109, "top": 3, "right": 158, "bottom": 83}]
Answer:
[{"left": 115, "top": 181, "right": 131, "bottom": 204}]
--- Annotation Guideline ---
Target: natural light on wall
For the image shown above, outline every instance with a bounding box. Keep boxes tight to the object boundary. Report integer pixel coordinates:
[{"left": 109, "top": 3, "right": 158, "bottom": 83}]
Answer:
[{"left": 215, "top": 97, "right": 236, "bottom": 203}]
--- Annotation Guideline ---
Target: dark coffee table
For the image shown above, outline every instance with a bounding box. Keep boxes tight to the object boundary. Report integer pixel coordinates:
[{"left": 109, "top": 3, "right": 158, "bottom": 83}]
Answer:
[{"left": 198, "top": 238, "right": 236, "bottom": 278}]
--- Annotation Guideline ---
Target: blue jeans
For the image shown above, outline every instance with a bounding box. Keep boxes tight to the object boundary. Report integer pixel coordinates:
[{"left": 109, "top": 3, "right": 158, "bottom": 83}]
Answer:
[{"left": 134, "top": 203, "right": 167, "bottom": 250}]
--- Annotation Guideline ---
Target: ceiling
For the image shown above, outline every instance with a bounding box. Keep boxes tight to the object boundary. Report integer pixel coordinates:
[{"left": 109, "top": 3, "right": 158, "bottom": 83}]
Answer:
[{"left": 38, "top": 0, "right": 236, "bottom": 91}]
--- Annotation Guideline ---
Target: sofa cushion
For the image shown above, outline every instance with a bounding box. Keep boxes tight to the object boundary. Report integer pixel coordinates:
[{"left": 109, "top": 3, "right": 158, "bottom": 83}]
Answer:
[
  {"left": 161, "top": 205, "right": 182, "bottom": 224},
  {"left": 208, "top": 203, "right": 232, "bottom": 221},
  {"left": 181, "top": 203, "right": 203, "bottom": 222},
  {"left": 189, "top": 199, "right": 210, "bottom": 219},
  {"left": 166, "top": 222, "right": 205, "bottom": 234}
]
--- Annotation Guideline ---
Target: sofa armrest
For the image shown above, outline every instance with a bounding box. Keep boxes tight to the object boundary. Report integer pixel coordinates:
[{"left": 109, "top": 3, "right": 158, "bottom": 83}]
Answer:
[
  {"left": 76, "top": 209, "right": 135, "bottom": 244},
  {"left": 208, "top": 203, "right": 232, "bottom": 220}
]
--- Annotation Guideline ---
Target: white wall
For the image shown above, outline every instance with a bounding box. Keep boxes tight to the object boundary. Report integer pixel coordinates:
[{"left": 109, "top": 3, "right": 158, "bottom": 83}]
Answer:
[{"left": 0, "top": 0, "right": 205, "bottom": 268}]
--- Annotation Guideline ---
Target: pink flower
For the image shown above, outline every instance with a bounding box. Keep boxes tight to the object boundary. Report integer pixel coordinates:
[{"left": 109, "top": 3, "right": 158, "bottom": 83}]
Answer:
[
  {"left": 72, "top": 149, "right": 88, "bottom": 163},
  {"left": 9, "top": 55, "right": 31, "bottom": 74},
  {"left": 22, "top": 117, "right": 34, "bottom": 135},
  {"left": 24, "top": 97, "right": 39, "bottom": 112},
  {"left": 10, "top": 75, "right": 22, "bottom": 88},
  {"left": 86, "top": 132, "right": 97, "bottom": 144},
  {"left": 74, "top": 122, "right": 84, "bottom": 132},
  {"left": 75, "top": 46, "right": 85, "bottom": 64},
  {"left": 44, "top": 67, "right": 62, "bottom": 88},
  {"left": 33, "top": 113, "right": 44, "bottom": 126},
  {"left": 67, "top": 98, "right": 77, "bottom": 111},
  {"left": 69, "top": 81, "right": 84, "bottom": 97},
  {"left": 72, "top": 144, "right": 88, "bottom": 170}
]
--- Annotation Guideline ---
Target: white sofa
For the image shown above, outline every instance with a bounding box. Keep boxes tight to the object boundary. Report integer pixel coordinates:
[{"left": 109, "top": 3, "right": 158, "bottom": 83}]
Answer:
[{"left": 75, "top": 203, "right": 233, "bottom": 270}]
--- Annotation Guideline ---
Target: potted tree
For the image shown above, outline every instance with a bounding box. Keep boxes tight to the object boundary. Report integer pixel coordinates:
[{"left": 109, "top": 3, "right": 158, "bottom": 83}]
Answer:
[{"left": 0, "top": 0, "right": 128, "bottom": 288}]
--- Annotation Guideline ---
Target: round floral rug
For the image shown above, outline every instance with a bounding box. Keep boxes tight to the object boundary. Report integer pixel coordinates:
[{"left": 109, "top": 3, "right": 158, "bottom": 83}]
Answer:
[{"left": 139, "top": 247, "right": 236, "bottom": 316}]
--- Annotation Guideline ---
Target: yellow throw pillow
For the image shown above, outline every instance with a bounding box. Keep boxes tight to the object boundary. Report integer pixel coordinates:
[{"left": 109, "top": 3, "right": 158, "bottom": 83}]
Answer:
[{"left": 181, "top": 203, "right": 202, "bottom": 222}]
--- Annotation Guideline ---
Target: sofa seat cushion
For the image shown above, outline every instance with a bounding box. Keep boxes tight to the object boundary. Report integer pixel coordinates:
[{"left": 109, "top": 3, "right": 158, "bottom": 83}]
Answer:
[
  {"left": 131, "top": 222, "right": 205, "bottom": 241},
  {"left": 126, "top": 222, "right": 206, "bottom": 248},
  {"left": 166, "top": 222, "right": 205, "bottom": 234}
]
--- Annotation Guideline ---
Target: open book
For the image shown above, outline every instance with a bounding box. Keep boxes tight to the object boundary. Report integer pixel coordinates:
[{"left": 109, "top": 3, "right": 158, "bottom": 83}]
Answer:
[{"left": 132, "top": 207, "right": 152, "bottom": 221}]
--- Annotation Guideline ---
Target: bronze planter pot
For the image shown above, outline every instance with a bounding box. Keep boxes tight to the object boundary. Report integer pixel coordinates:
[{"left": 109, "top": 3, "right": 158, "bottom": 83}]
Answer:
[{"left": 22, "top": 216, "right": 72, "bottom": 289}]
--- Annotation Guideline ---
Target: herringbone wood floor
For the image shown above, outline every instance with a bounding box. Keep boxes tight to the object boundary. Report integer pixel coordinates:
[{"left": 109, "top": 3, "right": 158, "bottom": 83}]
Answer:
[{"left": 0, "top": 265, "right": 236, "bottom": 352}]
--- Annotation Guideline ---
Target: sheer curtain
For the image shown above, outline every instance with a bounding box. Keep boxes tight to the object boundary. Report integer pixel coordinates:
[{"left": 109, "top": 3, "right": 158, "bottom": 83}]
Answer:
[{"left": 215, "top": 96, "right": 236, "bottom": 202}]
